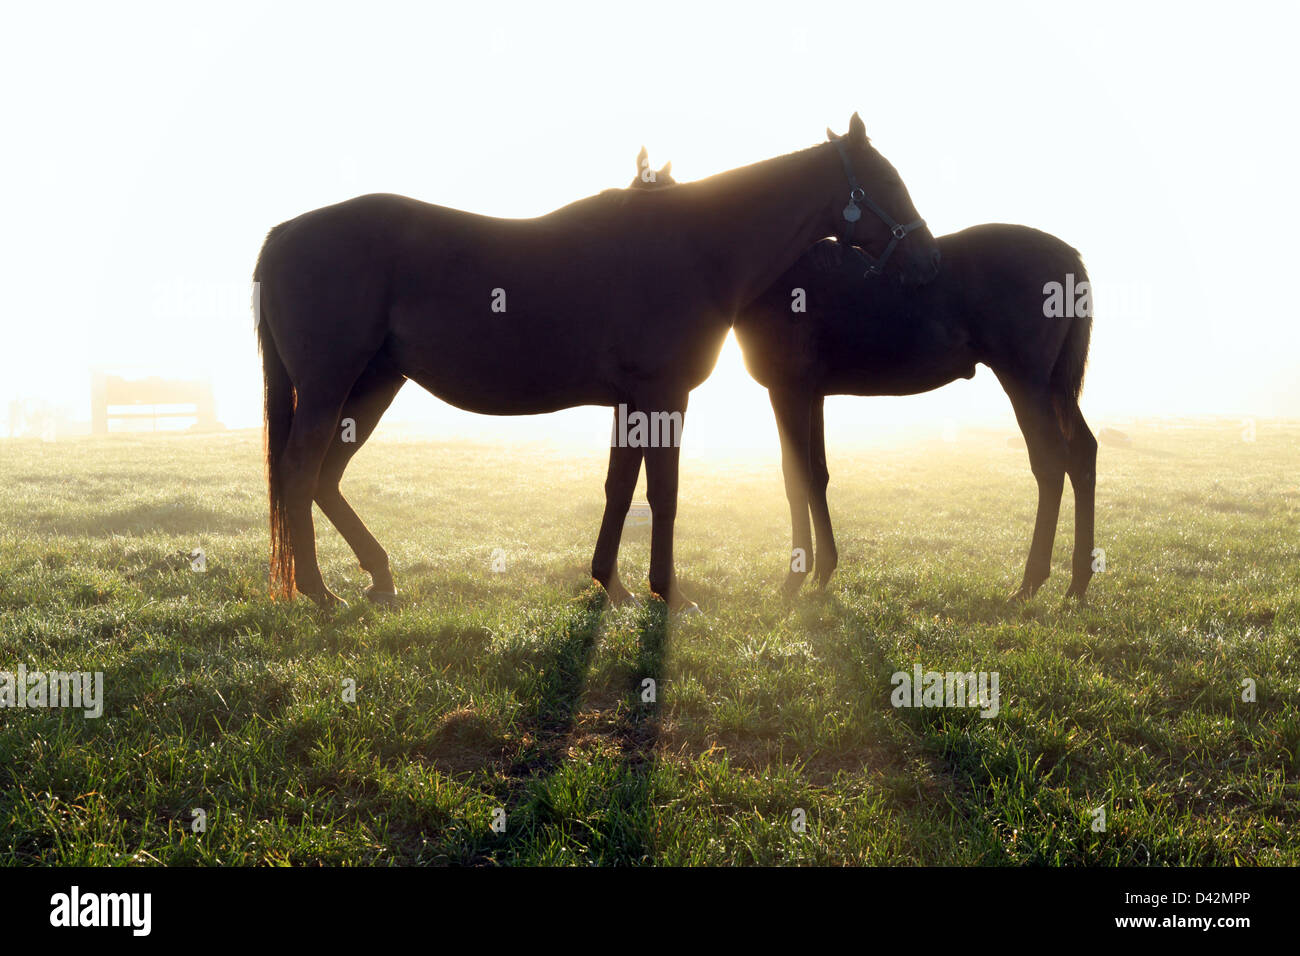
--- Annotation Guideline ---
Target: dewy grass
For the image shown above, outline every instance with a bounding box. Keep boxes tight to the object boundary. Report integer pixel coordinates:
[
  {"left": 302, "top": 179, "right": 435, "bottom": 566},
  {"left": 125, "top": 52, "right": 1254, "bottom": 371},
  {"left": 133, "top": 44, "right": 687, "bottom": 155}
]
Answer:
[{"left": 0, "top": 422, "right": 1296, "bottom": 865}]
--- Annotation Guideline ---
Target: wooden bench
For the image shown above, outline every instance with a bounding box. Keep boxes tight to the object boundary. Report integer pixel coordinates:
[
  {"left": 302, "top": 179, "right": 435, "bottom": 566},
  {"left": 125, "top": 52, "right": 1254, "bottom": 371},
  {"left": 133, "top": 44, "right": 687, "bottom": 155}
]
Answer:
[{"left": 91, "top": 371, "right": 218, "bottom": 434}]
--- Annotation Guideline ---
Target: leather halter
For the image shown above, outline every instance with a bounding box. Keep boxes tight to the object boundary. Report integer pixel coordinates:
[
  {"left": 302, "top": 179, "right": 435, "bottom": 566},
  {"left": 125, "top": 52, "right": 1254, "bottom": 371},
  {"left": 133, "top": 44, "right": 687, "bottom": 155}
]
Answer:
[{"left": 832, "top": 137, "right": 927, "bottom": 278}]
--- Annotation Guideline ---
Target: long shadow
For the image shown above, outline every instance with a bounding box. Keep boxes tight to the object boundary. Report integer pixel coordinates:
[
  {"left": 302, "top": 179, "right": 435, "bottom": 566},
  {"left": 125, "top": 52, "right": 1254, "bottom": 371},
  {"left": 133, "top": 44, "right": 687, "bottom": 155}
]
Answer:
[
  {"left": 451, "top": 586, "right": 608, "bottom": 863},
  {"left": 612, "top": 602, "right": 670, "bottom": 861},
  {"left": 619, "top": 601, "right": 669, "bottom": 770},
  {"left": 506, "top": 591, "right": 608, "bottom": 775},
  {"left": 472, "top": 591, "right": 669, "bottom": 865},
  {"left": 795, "top": 589, "right": 1013, "bottom": 862}
]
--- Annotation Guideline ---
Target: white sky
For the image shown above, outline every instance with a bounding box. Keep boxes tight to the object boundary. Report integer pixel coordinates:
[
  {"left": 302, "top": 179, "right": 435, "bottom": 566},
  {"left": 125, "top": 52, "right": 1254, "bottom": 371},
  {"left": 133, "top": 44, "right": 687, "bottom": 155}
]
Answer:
[{"left": 2, "top": 0, "right": 1297, "bottom": 449}]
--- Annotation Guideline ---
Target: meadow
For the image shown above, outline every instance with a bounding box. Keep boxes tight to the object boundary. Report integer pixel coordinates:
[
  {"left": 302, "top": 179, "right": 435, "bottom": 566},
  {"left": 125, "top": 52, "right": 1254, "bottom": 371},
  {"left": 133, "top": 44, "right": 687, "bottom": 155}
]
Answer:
[{"left": 0, "top": 419, "right": 1296, "bottom": 865}]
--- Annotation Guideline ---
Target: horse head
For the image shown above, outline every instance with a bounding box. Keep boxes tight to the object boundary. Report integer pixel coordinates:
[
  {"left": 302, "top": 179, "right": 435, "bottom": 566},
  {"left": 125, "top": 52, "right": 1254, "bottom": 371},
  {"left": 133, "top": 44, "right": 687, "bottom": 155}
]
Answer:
[
  {"left": 629, "top": 117, "right": 939, "bottom": 284},
  {"left": 823, "top": 113, "right": 940, "bottom": 285}
]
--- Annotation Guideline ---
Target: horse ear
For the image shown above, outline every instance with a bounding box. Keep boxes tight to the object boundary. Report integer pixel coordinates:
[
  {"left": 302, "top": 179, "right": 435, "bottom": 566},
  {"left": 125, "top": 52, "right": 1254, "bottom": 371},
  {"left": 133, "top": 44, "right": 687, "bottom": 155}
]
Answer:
[
  {"left": 826, "top": 126, "right": 840, "bottom": 141},
  {"left": 636, "top": 145, "right": 648, "bottom": 175},
  {"left": 848, "top": 112, "right": 866, "bottom": 140},
  {"left": 659, "top": 160, "right": 672, "bottom": 177}
]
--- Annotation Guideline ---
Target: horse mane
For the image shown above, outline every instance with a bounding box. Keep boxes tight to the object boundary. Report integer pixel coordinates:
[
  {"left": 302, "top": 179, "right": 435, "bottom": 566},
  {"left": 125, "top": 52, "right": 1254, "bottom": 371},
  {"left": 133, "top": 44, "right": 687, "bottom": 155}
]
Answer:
[
  {"left": 546, "top": 141, "right": 830, "bottom": 222},
  {"left": 672, "top": 142, "right": 827, "bottom": 194}
]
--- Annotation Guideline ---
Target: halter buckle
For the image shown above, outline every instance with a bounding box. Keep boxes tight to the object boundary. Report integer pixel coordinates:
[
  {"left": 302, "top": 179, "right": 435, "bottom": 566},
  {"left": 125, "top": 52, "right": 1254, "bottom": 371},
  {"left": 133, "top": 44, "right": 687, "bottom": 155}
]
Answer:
[{"left": 831, "top": 137, "right": 921, "bottom": 280}]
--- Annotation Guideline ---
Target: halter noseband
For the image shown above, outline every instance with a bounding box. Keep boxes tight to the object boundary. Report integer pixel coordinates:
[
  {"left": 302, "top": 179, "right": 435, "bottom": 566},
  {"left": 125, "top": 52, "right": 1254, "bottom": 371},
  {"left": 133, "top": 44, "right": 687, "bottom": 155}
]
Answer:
[{"left": 832, "top": 137, "right": 926, "bottom": 278}]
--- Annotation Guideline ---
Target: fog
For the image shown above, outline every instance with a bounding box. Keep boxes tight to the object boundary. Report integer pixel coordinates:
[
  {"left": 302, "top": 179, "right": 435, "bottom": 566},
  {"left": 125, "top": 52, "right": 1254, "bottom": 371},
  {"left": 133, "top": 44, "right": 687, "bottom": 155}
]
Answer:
[{"left": 2, "top": 0, "right": 1296, "bottom": 448}]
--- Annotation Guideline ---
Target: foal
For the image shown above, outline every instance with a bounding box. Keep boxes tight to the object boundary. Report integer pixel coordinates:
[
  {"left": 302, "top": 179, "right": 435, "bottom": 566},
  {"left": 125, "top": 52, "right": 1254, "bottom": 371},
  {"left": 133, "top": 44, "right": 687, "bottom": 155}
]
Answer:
[
  {"left": 631, "top": 151, "right": 1097, "bottom": 602},
  {"left": 742, "top": 228, "right": 1097, "bottom": 602}
]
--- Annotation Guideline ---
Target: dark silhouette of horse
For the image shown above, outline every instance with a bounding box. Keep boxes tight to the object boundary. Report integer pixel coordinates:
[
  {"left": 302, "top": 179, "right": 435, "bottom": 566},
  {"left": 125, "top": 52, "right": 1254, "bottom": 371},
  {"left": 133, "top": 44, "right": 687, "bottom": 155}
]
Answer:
[
  {"left": 631, "top": 151, "right": 1097, "bottom": 603},
  {"left": 254, "top": 115, "right": 939, "bottom": 611}
]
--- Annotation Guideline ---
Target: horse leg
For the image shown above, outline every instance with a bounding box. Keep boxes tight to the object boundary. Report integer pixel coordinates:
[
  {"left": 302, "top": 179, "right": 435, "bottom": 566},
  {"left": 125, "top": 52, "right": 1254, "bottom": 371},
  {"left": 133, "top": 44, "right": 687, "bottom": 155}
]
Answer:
[
  {"left": 591, "top": 408, "right": 645, "bottom": 605},
  {"left": 1063, "top": 402, "right": 1098, "bottom": 602},
  {"left": 640, "top": 391, "right": 697, "bottom": 613},
  {"left": 314, "top": 364, "right": 406, "bottom": 603},
  {"left": 280, "top": 384, "right": 355, "bottom": 607},
  {"left": 770, "top": 387, "right": 814, "bottom": 598},
  {"left": 1004, "top": 383, "right": 1069, "bottom": 601},
  {"left": 808, "top": 395, "right": 838, "bottom": 589}
]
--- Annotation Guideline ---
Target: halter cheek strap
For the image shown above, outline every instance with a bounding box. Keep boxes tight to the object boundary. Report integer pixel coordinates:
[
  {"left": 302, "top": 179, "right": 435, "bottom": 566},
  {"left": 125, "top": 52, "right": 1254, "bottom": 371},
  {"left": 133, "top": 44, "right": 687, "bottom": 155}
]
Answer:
[{"left": 832, "top": 138, "right": 926, "bottom": 278}]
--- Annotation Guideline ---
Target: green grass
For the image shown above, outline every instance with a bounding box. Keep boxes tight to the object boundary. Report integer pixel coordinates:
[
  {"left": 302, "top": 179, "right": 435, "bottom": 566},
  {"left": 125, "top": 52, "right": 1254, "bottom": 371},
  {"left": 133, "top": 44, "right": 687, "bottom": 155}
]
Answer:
[{"left": 0, "top": 420, "right": 1297, "bottom": 865}]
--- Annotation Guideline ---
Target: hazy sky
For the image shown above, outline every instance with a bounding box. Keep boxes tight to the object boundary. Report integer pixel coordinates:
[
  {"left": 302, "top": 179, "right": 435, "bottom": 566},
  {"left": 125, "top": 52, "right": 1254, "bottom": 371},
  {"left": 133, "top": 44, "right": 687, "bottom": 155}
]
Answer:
[{"left": 2, "top": 0, "right": 1297, "bottom": 448}]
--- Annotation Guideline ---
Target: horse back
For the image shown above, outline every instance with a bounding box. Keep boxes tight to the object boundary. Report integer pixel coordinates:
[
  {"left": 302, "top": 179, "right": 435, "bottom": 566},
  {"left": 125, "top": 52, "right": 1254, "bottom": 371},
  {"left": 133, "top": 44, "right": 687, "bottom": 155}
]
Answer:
[
  {"left": 256, "top": 191, "right": 733, "bottom": 410},
  {"left": 736, "top": 224, "right": 1086, "bottom": 396},
  {"left": 940, "top": 224, "right": 1088, "bottom": 385}
]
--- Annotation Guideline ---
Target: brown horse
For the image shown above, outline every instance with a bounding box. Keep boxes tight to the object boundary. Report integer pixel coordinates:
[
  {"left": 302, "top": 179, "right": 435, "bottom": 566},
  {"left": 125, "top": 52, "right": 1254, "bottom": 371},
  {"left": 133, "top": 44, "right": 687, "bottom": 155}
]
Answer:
[
  {"left": 254, "top": 115, "right": 940, "bottom": 611},
  {"left": 631, "top": 150, "right": 1097, "bottom": 603}
]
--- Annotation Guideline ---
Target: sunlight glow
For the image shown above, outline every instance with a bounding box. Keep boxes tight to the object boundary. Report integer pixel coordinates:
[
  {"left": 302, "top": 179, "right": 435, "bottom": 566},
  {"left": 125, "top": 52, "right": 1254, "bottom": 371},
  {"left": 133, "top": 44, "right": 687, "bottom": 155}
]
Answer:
[{"left": 2, "top": 1, "right": 1297, "bottom": 446}]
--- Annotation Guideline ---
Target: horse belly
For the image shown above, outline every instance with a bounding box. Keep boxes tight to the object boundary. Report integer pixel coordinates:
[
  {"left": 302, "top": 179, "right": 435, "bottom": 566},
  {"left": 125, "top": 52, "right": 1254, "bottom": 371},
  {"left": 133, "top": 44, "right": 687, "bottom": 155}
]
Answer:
[
  {"left": 830, "top": 337, "right": 979, "bottom": 397},
  {"left": 394, "top": 332, "right": 614, "bottom": 414},
  {"left": 385, "top": 302, "right": 621, "bottom": 414}
]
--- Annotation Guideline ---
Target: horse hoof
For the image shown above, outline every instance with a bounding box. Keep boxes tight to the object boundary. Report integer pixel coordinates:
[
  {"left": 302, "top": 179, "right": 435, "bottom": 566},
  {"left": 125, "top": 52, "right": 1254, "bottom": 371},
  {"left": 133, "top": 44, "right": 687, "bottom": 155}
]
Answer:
[
  {"left": 781, "top": 573, "right": 807, "bottom": 600},
  {"left": 599, "top": 581, "right": 642, "bottom": 607},
  {"left": 365, "top": 587, "right": 399, "bottom": 606},
  {"left": 1007, "top": 586, "right": 1036, "bottom": 604},
  {"left": 309, "top": 590, "right": 348, "bottom": 610},
  {"left": 651, "top": 590, "right": 701, "bottom": 616}
]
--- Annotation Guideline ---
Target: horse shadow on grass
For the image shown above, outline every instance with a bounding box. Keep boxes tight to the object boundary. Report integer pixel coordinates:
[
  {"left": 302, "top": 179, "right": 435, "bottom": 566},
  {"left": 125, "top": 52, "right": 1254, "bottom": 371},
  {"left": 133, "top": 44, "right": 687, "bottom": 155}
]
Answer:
[
  {"left": 416, "top": 584, "right": 670, "bottom": 864},
  {"left": 490, "top": 589, "right": 668, "bottom": 864},
  {"left": 791, "top": 585, "right": 1051, "bottom": 861}
]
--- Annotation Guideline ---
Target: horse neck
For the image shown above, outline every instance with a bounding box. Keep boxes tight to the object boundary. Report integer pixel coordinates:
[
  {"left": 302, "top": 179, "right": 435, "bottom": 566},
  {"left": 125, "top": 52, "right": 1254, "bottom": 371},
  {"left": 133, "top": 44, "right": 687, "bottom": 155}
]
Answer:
[{"left": 684, "top": 143, "right": 838, "bottom": 312}]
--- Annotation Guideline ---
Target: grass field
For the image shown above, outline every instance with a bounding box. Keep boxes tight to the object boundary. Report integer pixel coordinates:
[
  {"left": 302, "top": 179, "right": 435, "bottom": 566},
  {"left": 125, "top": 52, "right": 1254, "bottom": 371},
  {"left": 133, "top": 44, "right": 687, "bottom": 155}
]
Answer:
[{"left": 1, "top": 420, "right": 1297, "bottom": 865}]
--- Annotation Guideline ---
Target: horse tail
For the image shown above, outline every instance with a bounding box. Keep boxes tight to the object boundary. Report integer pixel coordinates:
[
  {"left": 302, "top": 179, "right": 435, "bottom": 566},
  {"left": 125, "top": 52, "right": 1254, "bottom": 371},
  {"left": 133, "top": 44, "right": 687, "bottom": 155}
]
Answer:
[
  {"left": 254, "top": 226, "right": 295, "bottom": 598},
  {"left": 1049, "top": 253, "right": 1092, "bottom": 440}
]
